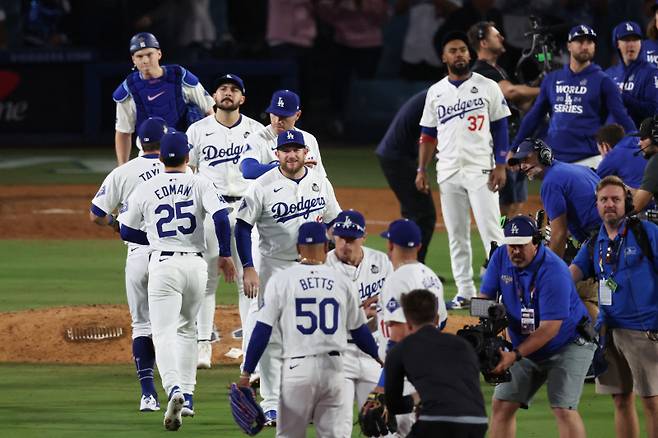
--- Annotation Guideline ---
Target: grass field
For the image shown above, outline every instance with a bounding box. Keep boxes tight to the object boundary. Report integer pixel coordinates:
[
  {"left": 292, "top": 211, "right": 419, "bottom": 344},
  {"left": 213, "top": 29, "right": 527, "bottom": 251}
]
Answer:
[{"left": 0, "top": 147, "right": 633, "bottom": 437}]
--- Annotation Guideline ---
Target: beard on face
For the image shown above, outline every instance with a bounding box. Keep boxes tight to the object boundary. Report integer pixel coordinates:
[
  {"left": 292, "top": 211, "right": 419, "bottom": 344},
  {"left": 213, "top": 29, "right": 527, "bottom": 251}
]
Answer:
[
  {"left": 215, "top": 98, "right": 240, "bottom": 112},
  {"left": 448, "top": 61, "right": 470, "bottom": 76},
  {"left": 572, "top": 51, "right": 593, "bottom": 63}
]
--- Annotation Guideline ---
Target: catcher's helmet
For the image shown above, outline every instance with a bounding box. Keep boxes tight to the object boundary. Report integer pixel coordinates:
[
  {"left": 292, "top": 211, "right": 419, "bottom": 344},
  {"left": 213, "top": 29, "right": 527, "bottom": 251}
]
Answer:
[{"left": 129, "top": 32, "right": 160, "bottom": 54}]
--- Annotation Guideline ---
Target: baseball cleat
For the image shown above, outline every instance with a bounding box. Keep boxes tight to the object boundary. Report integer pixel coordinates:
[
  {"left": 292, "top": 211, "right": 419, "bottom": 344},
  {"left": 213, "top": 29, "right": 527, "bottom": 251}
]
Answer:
[
  {"left": 163, "top": 391, "right": 185, "bottom": 431},
  {"left": 264, "top": 410, "right": 277, "bottom": 427},
  {"left": 140, "top": 393, "right": 160, "bottom": 412},
  {"left": 197, "top": 341, "right": 212, "bottom": 369},
  {"left": 182, "top": 393, "right": 195, "bottom": 417},
  {"left": 446, "top": 296, "right": 471, "bottom": 310}
]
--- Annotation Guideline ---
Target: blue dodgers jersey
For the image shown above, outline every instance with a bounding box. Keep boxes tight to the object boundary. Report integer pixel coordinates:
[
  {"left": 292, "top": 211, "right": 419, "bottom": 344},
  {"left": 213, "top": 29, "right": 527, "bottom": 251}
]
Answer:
[
  {"left": 481, "top": 245, "right": 589, "bottom": 361},
  {"left": 643, "top": 39, "right": 658, "bottom": 68},
  {"left": 605, "top": 56, "right": 658, "bottom": 126},
  {"left": 515, "top": 64, "right": 635, "bottom": 162},
  {"left": 572, "top": 220, "right": 658, "bottom": 331},
  {"left": 541, "top": 161, "right": 602, "bottom": 242},
  {"left": 596, "top": 136, "right": 647, "bottom": 189}
]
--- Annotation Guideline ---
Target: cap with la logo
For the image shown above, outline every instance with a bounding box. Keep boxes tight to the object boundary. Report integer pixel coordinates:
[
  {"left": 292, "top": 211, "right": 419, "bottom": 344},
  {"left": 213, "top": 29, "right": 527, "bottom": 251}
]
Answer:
[
  {"left": 612, "top": 21, "right": 642, "bottom": 42},
  {"left": 276, "top": 129, "right": 306, "bottom": 149},
  {"left": 568, "top": 24, "right": 597, "bottom": 42},
  {"left": 502, "top": 215, "right": 538, "bottom": 245},
  {"left": 266, "top": 89, "right": 301, "bottom": 117}
]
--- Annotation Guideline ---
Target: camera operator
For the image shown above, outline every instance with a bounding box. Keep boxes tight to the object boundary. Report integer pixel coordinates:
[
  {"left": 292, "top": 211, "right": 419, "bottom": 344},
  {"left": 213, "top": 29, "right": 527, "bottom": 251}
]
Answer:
[
  {"left": 512, "top": 24, "right": 635, "bottom": 168},
  {"left": 570, "top": 175, "right": 658, "bottom": 438},
  {"left": 632, "top": 117, "right": 658, "bottom": 216},
  {"left": 384, "top": 289, "right": 487, "bottom": 438},
  {"left": 481, "top": 215, "right": 595, "bottom": 438}
]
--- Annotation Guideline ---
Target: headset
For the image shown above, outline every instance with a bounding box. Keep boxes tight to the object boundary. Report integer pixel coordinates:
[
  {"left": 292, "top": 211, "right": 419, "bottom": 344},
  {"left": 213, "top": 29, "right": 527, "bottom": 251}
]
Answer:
[
  {"left": 625, "top": 188, "right": 634, "bottom": 215},
  {"left": 645, "top": 115, "right": 658, "bottom": 145},
  {"left": 520, "top": 137, "right": 554, "bottom": 166},
  {"left": 502, "top": 215, "right": 543, "bottom": 245},
  {"left": 476, "top": 21, "right": 489, "bottom": 41}
]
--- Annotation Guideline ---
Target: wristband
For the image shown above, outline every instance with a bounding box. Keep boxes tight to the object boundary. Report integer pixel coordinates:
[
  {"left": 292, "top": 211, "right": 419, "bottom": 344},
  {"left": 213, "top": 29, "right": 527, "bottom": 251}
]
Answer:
[
  {"left": 513, "top": 348, "right": 523, "bottom": 362},
  {"left": 416, "top": 167, "right": 426, "bottom": 173}
]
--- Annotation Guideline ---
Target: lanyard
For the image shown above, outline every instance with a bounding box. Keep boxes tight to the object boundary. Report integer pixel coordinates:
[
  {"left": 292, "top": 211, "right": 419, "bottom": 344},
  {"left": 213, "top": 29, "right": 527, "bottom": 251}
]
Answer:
[
  {"left": 597, "top": 222, "right": 628, "bottom": 278},
  {"left": 512, "top": 251, "right": 545, "bottom": 309}
]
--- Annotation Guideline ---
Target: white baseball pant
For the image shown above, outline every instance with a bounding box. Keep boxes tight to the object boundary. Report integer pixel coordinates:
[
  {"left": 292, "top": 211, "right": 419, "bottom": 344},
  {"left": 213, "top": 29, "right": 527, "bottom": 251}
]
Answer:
[
  {"left": 439, "top": 171, "right": 503, "bottom": 300},
  {"left": 278, "top": 354, "right": 345, "bottom": 438},
  {"left": 125, "top": 243, "right": 151, "bottom": 338},
  {"left": 148, "top": 251, "right": 207, "bottom": 396}
]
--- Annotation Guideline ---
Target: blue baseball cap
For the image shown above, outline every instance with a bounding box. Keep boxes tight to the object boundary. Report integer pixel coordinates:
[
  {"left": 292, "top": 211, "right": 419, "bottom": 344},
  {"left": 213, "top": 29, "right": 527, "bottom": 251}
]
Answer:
[
  {"left": 160, "top": 131, "right": 190, "bottom": 159},
  {"left": 213, "top": 73, "right": 245, "bottom": 94},
  {"left": 568, "top": 24, "right": 597, "bottom": 42},
  {"left": 129, "top": 32, "right": 160, "bottom": 54},
  {"left": 298, "top": 222, "right": 328, "bottom": 244},
  {"left": 137, "top": 117, "right": 168, "bottom": 144},
  {"left": 507, "top": 138, "right": 538, "bottom": 166},
  {"left": 380, "top": 219, "right": 421, "bottom": 248},
  {"left": 613, "top": 21, "right": 642, "bottom": 41},
  {"left": 266, "top": 89, "right": 300, "bottom": 117},
  {"left": 503, "top": 216, "right": 538, "bottom": 245},
  {"left": 277, "top": 130, "right": 306, "bottom": 149},
  {"left": 333, "top": 210, "right": 366, "bottom": 238}
]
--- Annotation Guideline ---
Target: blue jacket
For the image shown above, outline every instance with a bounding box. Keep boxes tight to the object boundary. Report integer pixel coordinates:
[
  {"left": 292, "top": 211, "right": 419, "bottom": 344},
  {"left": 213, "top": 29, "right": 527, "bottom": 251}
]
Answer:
[
  {"left": 605, "top": 54, "right": 658, "bottom": 126},
  {"left": 596, "top": 136, "right": 647, "bottom": 189},
  {"left": 482, "top": 244, "right": 589, "bottom": 361},
  {"left": 573, "top": 219, "right": 658, "bottom": 331},
  {"left": 376, "top": 90, "right": 427, "bottom": 160},
  {"left": 514, "top": 64, "right": 636, "bottom": 163},
  {"left": 642, "top": 39, "right": 658, "bottom": 68}
]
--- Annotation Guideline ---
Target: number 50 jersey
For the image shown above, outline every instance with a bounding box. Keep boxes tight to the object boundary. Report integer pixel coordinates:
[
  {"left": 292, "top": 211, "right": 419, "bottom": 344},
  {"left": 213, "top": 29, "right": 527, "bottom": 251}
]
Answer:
[
  {"left": 119, "top": 172, "right": 232, "bottom": 252},
  {"left": 258, "top": 264, "right": 366, "bottom": 359}
]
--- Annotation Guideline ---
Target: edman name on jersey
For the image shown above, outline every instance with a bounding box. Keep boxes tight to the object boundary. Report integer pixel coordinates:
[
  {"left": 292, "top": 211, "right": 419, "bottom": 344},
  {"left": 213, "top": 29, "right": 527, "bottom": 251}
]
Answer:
[
  {"left": 154, "top": 183, "right": 192, "bottom": 200},
  {"left": 358, "top": 277, "right": 386, "bottom": 301},
  {"left": 271, "top": 196, "right": 326, "bottom": 223},
  {"left": 202, "top": 143, "right": 246, "bottom": 166},
  {"left": 437, "top": 97, "right": 485, "bottom": 123}
]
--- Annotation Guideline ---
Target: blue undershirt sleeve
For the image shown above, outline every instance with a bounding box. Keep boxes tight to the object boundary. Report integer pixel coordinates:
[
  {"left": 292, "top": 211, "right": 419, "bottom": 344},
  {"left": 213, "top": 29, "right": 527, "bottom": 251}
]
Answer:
[
  {"left": 119, "top": 224, "right": 149, "bottom": 245},
  {"left": 243, "top": 321, "right": 272, "bottom": 373},
  {"left": 90, "top": 204, "right": 107, "bottom": 217},
  {"left": 420, "top": 126, "right": 437, "bottom": 138},
  {"left": 212, "top": 209, "right": 231, "bottom": 257},
  {"left": 235, "top": 219, "right": 254, "bottom": 267},
  {"left": 349, "top": 324, "right": 380, "bottom": 360},
  {"left": 240, "top": 158, "right": 278, "bottom": 180},
  {"left": 490, "top": 118, "right": 510, "bottom": 164}
]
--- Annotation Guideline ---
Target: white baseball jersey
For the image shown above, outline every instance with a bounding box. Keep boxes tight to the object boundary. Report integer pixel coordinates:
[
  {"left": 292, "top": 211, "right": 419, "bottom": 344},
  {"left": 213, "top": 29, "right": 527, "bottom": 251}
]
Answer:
[
  {"left": 187, "top": 114, "right": 264, "bottom": 196},
  {"left": 378, "top": 262, "right": 447, "bottom": 338},
  {"left": 420, "top": 72, "right": 511, "bottom": 183},
  {"left": 238, "top": 125, "right": 327, "bottom": 178},
  {"left": 119, "top": 172, "right": 231, "bottom": 252},
  {"left": 258, "top": 264, "right": 366, "bottom": 358},
  {"left": 92, "top": 154, "right": 163, "bottom": 223},
  {"left": 236, "top": 167, "right": 341, "bottom": 261}
]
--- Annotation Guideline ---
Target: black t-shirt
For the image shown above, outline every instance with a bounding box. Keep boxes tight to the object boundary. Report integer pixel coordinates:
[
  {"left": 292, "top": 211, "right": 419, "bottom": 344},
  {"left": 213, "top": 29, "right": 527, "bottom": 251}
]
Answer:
[
  {"left": 384, "top": 325, "right": 486, "bottom": 418},
  {"left": 472, "top": 59, "right": 509, "bottom": 82},
  {"left": 375, "top": 90, "right": 428, "bottom": 161},
  {"left": 641, "top": 153, "right": 658, "bottom": 197}
]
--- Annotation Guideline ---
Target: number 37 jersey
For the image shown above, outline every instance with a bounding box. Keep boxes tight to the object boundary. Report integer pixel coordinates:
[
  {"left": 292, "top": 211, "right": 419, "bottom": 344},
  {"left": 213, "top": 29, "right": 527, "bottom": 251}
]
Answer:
[
  {"left": 258, "top": 264, "right": 366, "bottom": 359},
  {"left": 119, "top": 172, "right": 232, "bottom": 253}
]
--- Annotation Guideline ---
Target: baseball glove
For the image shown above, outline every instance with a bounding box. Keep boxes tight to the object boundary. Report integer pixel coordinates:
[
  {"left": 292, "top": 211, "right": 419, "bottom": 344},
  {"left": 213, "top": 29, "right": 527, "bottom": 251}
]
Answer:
[
  {"left": 229, "top": 383, "right": 265, "bottom": 436},
  {"left": 358, "top": 392, "right": 397, "bottom": 437}
]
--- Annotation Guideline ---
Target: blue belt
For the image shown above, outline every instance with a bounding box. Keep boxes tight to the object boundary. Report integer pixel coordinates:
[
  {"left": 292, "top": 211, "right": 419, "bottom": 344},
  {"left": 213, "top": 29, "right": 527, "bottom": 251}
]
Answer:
[
  {"left": 291, "top": 351, "right": 340, "bottom": 359},
  {"left": 160, "top": 251, "right": 203, "bottom": 257},
  {"left": 222, "top": 195, "right": 242, "bottom": 203}
]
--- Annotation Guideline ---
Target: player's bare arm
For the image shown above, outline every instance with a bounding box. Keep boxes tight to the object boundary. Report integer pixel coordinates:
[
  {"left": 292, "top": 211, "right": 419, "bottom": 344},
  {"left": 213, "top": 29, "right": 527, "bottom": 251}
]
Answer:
[
  {"left": 416, "top": 139, "right": 437, "bottom": 193},
  {"left": 547, "top": 214, "right": 568, "bottom": 258},
  {"left": 488, "top": 164, "right": 507, "bottom": 192},
  {"left": 219, "top": 256, "right": 237, "bottom": 283},
  {"left": 115, "top": 131, "right": 132, "bottom": 165},
  {"left": 242, "top": 267, "right": 259, "bottom": 298},
  {"left": 491, "top": 320, "right": 561, "bottom": 375}
]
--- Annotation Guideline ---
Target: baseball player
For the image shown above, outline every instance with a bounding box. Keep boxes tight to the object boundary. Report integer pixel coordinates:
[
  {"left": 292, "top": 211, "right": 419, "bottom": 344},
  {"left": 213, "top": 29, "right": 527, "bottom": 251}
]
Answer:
[
  {"left": 118, "top": 130, "right": 236, "bottom": 431},
  {"left": 324, "top": 209, "right": 393, "bottom": 437},
  {"left": 238, "top": 89, "right": 326, "bottom": 180},
  {"left": 237, "top": 221, "right": 381, "bottom": 438},
  {"left": 373, "top": 218, "right": 448, "bottom": 436},
  {"left": 416, "top": 31, "right": 508, "bottom": 310},
  {"left": 113, "top": 32, "right": 214, "bottom": 165},
  {"left": 512, "top": 24, "right": 635, "bottom": 167},
  {"left": 90, "top": 117, "right": 167, "bottom": 412},
  {"left": 187, "top": 73, "right": 264, "bottom": 369},
  {"left": 235, "top": 129, "right": 341, "bottom": 424},
  {"left": 605, "top": 21, "right": 658, "bottom": 127}
]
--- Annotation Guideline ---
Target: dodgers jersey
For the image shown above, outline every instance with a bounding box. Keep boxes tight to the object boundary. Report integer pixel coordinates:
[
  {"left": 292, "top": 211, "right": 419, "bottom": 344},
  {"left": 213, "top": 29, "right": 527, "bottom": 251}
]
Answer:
[
  {"left": 378, "top": 262, "right": 447, "bottom": 338},
  {"left": 420, "top": 72, "right": 510, "bottom": 182},
  {"left": 91, "top": 154, "right": 163, "bottom": 226},
  {"left": 119, "top": 172, "right": 231, "bottom": 252},
  {"left": 237, "top": 167, "right": 341, "bottom": 260},
  {"left": 187, "top": 114, "right": 265, "bottom": 196},
  {"left": 325, "top": 247, "right": 393, "bottom": 305},
  {"left": 238, "top": 125, "right": 327, "bottom": 178},
  {"left": 258, "top": 263, "right": 366, "bottom": 358}
]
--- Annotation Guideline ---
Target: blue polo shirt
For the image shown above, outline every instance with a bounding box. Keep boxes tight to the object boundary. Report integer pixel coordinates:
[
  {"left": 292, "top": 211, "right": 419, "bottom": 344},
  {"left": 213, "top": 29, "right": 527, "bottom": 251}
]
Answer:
[
  {"left": 481, "top": 244, "right": 588, "bottom": 361},
  {"left": 596, "top": 136, "right": 647, "bottom": 189},
  {"left": 541, "top": 161, "right": 602, "bottom": 243},
  {"left": 572, "top": 219, "right": 658, "bottom": 331}
]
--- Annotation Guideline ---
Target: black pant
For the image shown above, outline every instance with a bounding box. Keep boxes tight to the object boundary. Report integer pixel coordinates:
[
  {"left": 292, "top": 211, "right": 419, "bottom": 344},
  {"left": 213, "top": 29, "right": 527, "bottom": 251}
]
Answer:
[
  {"left": 378, "top": 155, "right": 436, "bottom": 263},
  {"left": 407, "top": 420, "right": 487, "bottom": 438}
]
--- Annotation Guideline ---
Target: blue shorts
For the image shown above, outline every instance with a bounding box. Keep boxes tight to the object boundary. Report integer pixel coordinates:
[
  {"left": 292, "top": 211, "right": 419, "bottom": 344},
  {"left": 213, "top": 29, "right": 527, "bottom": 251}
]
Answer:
[{"left": 499, "top": 169, "right": 528, "bottom": 205}]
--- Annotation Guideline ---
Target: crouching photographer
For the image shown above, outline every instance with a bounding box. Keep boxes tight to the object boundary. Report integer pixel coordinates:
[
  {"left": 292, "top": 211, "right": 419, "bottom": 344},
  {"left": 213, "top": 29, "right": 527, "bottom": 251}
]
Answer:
[{"left": 481, "top": 215, "right": 596, "bottom": 438}]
